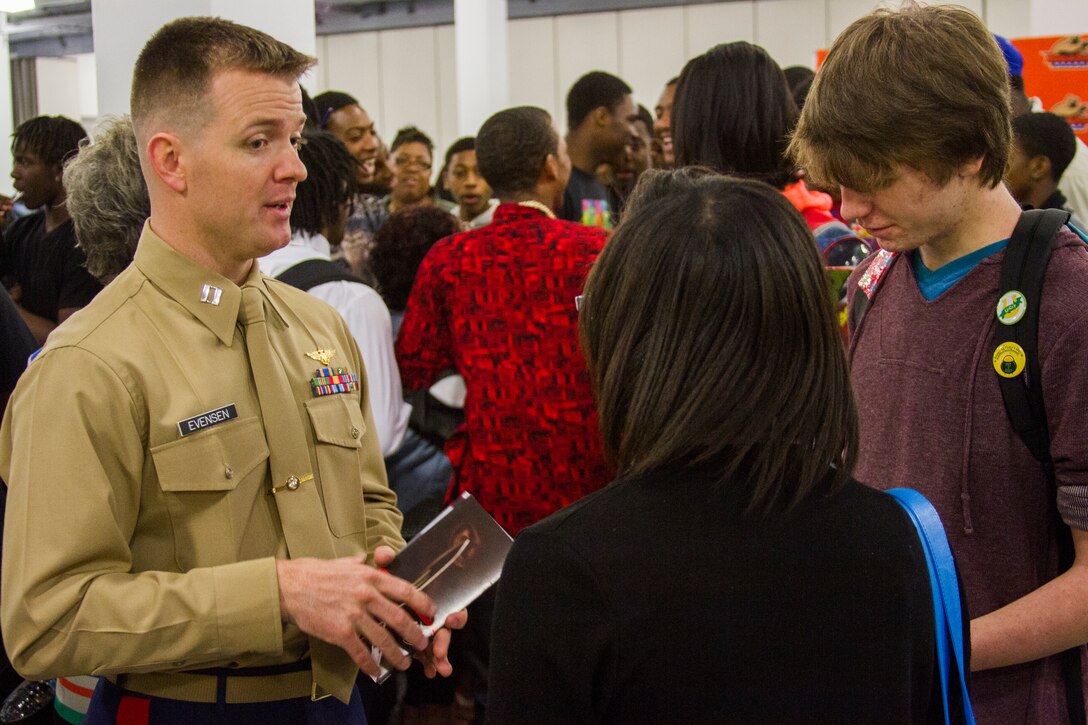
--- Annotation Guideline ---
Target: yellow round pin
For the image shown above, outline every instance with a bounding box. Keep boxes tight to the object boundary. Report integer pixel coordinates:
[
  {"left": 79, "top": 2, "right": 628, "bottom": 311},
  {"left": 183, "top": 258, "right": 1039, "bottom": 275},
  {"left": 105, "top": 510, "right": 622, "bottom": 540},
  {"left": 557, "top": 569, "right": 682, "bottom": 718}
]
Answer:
[
  {"left": 992, "top": 342, "right": 1027, "bottom": 378},
  {"left": 996, "top": 290, "right": 1027, "bottom": 326}
]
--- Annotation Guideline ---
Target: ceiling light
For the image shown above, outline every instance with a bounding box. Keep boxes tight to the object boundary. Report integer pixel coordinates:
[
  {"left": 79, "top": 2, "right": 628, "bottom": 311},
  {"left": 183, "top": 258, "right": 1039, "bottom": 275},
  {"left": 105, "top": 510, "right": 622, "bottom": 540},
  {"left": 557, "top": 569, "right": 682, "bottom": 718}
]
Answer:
[{"left": 0, "top": 0, "right": 35, "bottom": 13}]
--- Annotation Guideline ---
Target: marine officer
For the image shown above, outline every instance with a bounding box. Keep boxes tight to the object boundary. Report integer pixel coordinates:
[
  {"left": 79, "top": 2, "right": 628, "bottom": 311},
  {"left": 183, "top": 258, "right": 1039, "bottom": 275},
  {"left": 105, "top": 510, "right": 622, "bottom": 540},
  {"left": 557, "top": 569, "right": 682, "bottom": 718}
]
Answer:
[{"left": 0, "top": 16, "right": 463, "bottom": 724}]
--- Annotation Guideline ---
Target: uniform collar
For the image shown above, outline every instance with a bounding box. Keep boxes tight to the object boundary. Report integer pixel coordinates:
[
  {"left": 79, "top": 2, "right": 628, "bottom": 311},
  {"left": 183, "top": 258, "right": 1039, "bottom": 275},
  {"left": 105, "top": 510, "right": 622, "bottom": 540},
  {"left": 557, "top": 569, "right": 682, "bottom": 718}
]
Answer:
[{"left": 132, "top": 222, "right": 290, "bottom": 346}]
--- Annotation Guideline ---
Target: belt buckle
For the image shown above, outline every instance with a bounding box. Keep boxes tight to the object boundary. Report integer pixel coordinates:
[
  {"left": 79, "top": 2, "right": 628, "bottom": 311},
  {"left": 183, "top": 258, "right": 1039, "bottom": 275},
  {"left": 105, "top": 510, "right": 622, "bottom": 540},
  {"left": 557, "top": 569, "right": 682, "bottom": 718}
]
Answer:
[{"left": 311, "top": 681, "right": 332, "bottom": 702}]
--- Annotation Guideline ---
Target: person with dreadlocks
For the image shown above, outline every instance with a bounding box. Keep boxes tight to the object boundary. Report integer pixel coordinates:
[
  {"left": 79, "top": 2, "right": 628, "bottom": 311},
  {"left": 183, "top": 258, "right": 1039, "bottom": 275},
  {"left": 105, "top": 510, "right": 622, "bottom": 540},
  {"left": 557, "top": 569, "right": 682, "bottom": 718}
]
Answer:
[
  {"left": 259, "top": 131, "right": 452, "bottom": 535},
  {"left": 0, "top": 115, "right": 100, "bottom": 344}
]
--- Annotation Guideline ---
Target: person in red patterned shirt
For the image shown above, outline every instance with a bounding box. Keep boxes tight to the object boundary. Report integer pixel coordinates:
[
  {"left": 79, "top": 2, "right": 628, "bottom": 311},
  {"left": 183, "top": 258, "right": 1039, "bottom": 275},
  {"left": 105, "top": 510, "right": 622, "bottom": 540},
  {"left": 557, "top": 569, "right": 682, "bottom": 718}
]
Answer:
[{"left": 395, "top": 106, "right": 612, "bottom": 538}]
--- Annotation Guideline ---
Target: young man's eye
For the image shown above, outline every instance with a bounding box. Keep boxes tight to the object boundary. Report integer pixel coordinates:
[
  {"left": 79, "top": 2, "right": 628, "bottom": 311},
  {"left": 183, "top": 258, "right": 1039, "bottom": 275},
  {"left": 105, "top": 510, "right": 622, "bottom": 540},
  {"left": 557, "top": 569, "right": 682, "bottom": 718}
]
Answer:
[
  {"left": 291, "top": 135, "right": 306, "bottom": 149},
  {"left": 248, "top": 138, "right": 268, "bottom": 150}
]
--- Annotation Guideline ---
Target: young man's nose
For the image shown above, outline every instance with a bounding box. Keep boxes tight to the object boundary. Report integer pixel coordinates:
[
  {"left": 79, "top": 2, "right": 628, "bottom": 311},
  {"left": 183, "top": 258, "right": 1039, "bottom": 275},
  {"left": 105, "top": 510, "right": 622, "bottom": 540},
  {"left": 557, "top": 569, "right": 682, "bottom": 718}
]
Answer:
[{"left": 838, "top": 187, "right": 871, "bottom": 222}]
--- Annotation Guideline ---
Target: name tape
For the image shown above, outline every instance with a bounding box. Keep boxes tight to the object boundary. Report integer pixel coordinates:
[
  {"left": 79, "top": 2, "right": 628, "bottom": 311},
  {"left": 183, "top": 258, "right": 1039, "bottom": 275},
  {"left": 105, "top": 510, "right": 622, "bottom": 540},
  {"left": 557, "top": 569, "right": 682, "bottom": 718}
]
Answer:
[{"left": 177, "top": 404, "right": 238, "bottom": 437}]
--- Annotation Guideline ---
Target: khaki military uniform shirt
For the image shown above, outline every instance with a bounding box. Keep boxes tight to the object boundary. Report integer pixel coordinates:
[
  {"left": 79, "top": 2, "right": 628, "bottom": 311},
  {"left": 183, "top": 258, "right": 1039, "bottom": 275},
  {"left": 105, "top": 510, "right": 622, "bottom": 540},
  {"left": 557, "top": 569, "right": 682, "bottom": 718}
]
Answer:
[{"left": 0, "top": 225, "right": 402, "bottom": 695}]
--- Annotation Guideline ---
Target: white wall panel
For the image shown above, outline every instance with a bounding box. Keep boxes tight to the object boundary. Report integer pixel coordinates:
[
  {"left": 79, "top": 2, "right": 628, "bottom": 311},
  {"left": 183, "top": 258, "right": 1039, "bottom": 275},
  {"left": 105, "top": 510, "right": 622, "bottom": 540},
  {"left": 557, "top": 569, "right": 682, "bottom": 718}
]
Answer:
[
  {"left": 984, "top": 0, "right": 1033, "bottom": 38},
  {"left": 684, "top": 2, "right": 755, "bottom": 58},
  {"left": 315, "top": 35, "right": 329, "bottom": 91},
  {"left": 755, "top": 0, "right": 827, "bottom": 68},
  {"left": 618, "top": 7, "right": 685, "bottom": 113},
  {"left": 209, "top": 0, "right": 316, "bottom": 59},
  {"left": 91, "top": 0, "right": 211, "bottom": 118},
  {"left": 1029, "top": 0, "right": 1088, "bottom": 35},
  {"left": 377, "top": 27, "right": 441, "bottom": 150},
  {"left": 508, "top": 17, "right": 561, "bottom": 128},
  {"left": 826, "top": 0, "right": 885, "bottom": 49},
  {"left": 75, "top": 53, "right": 98, "bottom": 128},
  {"left": 320, "top": 31, "right": 382, "bottom": 127},
  {"left": 953, "top": 0, "right": 985, "bottom": 19},
  {"left": 435, "top": 24, "right": 460, "bottom": 156},
  {"left": 555, "top": 11, "right": 619, "bottom": 133},
  {"left": 35, "top": 57, "right": 81, "bottom": 122}
]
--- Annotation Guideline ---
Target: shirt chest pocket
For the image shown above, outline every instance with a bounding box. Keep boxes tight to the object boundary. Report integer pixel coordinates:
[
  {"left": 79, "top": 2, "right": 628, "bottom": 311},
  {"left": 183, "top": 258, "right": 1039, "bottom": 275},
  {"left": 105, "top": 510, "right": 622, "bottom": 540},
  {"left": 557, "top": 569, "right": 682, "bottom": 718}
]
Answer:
[
  {"left": 150, "top": 416, "right": 270, "bottom": 570},
  {"left": 306, "top": 394, "right": 371, "bottom": 538}
]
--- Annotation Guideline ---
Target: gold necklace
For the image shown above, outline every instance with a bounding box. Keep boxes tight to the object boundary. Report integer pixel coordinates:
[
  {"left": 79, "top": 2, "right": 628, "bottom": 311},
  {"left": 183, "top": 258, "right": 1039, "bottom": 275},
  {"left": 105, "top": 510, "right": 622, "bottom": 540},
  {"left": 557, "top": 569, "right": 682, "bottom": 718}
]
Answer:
[{"left": 516, "top": 200, "right": 557, "bottom": 219}]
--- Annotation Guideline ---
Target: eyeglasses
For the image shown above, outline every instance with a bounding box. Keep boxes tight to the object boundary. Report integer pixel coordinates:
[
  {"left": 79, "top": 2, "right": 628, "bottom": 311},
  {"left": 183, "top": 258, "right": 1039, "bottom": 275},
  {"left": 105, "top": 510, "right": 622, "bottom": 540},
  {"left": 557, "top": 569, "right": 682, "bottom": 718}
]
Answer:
[{"left": 392, "top": 156, "right": 432, "bottom": 171}]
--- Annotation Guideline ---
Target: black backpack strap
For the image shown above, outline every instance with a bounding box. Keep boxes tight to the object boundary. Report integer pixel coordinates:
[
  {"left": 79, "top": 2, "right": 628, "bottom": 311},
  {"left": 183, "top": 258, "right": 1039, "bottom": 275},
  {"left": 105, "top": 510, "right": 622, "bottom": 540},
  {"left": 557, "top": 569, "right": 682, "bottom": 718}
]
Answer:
[
  {"left": 850, "top": 289, "right": 870, "bottom": 334},
  {"left": 995, "top": 208, "right": 1068, "bottom": 478},
  {"left": 995, "top": 208, "right": 1084, "bottom": 724},
  {"left": 275, "top": 258, "right": 365, "bottom": 292}
]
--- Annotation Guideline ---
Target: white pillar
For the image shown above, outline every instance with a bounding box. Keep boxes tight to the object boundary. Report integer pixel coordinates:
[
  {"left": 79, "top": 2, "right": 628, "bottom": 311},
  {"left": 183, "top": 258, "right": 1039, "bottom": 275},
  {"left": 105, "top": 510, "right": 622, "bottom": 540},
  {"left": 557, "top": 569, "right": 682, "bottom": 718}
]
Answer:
[
  {"left": 0, "top": 14, "right": 13, "bottom": 196},
  {"left": 454, "top": 0, "right": 509, "bottom": 138},
  {"left": 91, "top": 0, "right": 316, "bottom": 121}
]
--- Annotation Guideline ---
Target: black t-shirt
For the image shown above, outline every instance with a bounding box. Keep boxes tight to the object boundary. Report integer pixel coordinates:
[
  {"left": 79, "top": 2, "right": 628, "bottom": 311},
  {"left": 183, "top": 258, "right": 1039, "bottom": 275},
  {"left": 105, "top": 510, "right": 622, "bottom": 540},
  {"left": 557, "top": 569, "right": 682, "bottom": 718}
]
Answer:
[
  {"left": 0, "top": 287, "right": 35, "bottom": 413},
  {"left": 0, "top": 213, "right": 101, "bottom": 322},
  {"left": 559, "top": 167, "right": 614, "bottom": 229}
]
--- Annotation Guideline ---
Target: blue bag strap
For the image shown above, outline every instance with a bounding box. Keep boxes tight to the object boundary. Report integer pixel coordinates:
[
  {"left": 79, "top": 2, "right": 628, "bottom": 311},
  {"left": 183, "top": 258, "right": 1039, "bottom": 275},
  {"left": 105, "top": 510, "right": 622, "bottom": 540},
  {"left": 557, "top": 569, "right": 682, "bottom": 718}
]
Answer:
[
  {"left": 891, "top": 491, "right": 953, "bottom": 722},
  {"left": 887, "top": 488, "right": 975, "bottom": 725}
]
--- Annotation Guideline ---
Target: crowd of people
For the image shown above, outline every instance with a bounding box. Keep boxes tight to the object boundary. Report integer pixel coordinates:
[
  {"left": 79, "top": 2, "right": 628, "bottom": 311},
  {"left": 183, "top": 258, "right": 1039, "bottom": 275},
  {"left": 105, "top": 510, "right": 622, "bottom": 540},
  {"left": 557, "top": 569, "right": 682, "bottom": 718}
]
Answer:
[{"left": 0, "top": 3, "right": 1086, "bottom": 725}]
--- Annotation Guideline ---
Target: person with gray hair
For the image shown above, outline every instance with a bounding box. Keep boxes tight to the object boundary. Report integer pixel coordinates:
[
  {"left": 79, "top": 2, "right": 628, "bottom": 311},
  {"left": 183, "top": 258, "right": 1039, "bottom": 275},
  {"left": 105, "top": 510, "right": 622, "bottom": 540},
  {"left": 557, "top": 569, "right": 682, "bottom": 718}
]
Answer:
[{"left": 64, "top": 116, "right": 149, "bottom": 284}]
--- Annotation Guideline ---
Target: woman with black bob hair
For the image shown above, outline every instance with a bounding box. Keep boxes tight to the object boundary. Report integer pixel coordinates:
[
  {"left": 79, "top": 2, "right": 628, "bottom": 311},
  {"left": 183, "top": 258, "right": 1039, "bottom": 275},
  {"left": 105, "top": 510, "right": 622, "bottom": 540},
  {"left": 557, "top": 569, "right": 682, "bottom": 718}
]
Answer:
[
  {"left": 672, "top": 41, "right": 869, "bottom": 268},
  {"left": 487, "top": 169, "right": 952, "bottom": 723}
]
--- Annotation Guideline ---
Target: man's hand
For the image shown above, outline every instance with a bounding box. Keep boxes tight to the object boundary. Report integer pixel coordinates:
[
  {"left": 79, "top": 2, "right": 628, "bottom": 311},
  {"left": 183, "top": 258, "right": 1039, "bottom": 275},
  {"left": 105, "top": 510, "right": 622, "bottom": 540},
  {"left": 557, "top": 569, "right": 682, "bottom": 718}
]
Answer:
[
  {"left": 372, "top": 546, "right": 468, "bottom": 679},
  {"left": 276, "top": 551, "right": 439, "bottom": 679}
]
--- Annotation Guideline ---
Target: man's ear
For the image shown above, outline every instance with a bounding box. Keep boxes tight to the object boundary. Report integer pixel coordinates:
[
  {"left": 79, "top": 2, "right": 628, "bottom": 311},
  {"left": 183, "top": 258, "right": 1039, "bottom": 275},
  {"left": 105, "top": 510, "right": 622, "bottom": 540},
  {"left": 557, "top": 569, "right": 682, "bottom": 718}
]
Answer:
[
  {"left": 591, "top": 106, "right": 611, "bottom": 128},
  {"left": 146, "top": 133, "right": 187, "bottom": 194},
  {"left": 959, "top": 155, "right": 985, "bottom": 177},
  {"left": 539, "top": 153, "right": 560, "bottom": 184},
  {"left": 1028, "top": 154, "right": 1052, "bottom": 182}
]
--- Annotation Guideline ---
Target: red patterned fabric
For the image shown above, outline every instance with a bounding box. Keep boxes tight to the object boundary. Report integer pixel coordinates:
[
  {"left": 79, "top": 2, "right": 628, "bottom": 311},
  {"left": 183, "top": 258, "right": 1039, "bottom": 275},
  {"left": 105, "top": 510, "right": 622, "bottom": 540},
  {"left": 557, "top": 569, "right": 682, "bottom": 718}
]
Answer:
[
  {"left": 396, "top": 203, "right": 612, "bottom": 535},
  {"left": 116, "top": 695, "right": 151, "bottom": 725}
]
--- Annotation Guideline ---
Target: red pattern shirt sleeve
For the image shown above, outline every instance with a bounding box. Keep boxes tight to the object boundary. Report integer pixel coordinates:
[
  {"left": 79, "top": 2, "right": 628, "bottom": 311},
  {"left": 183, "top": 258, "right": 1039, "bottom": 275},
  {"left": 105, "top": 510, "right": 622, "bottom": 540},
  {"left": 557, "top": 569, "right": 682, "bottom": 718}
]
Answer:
[{"left": 395, "top": 241, "right": 456, "bottom": 393}]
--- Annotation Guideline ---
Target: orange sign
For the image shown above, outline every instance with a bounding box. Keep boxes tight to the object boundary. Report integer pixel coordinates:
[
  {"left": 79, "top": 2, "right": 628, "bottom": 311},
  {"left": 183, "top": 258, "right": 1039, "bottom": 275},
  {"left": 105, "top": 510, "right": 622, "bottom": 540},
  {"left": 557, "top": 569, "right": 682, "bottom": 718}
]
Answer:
[{"left": 1014, "top": 35, "right": 1088, "bottom": 143}]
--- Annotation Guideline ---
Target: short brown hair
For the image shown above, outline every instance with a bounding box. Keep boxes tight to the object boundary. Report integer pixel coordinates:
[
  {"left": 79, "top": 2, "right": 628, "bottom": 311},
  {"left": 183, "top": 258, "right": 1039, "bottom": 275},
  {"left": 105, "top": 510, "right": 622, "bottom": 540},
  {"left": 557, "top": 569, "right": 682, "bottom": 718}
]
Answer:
[
  {"left": 579, "top": 168, "right": 858, "bottom": 514},
  {"left": 130, "top": 16, "right": 315, "bottom": 138},
  {"left": 788, "top": 3, "right": 1010, "bottom": 191}
]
